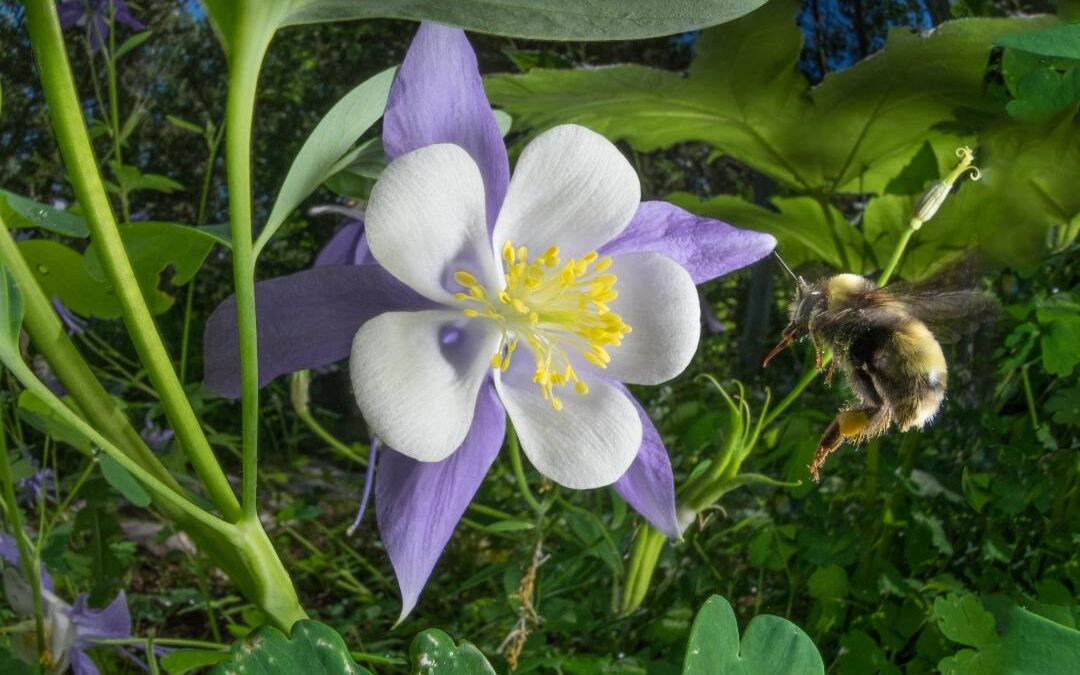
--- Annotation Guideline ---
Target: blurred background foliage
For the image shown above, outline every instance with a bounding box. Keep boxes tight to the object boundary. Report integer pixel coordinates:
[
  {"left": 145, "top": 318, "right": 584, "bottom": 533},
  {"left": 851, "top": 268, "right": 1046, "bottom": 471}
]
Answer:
[{"left": 1, "top": 0, "right": 1078, "bottom": 672}]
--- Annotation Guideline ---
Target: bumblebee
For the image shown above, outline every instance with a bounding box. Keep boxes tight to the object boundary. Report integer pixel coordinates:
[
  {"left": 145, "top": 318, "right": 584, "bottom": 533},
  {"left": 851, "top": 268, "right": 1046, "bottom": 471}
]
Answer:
[{"left": 763, "top": 270, "right": 996, "bottom": 481}]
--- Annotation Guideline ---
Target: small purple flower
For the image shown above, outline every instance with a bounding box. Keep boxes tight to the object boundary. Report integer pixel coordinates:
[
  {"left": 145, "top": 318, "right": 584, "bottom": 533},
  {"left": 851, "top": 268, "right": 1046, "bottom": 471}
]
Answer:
[
  {"left": 17, "top": 467, "right": 56, "bottom": 505},
  {"left": 139, "top": 416, "right": 174, "bottom": 453},
  {"left": 203, "top": 24, "right": 775, "bottom": 620},
  {"left": 0, "top": 533, "right": 133, "bottom": 675},
  {"left": 57, "top": 0, "right": 143, "bottom": 53}
]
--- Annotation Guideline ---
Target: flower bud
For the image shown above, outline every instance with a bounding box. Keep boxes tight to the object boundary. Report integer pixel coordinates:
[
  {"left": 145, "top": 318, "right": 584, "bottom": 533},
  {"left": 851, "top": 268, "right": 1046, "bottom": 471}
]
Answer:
[
  {"left": 909, "top": 146, "right": 980, "bottom": 230},
  {"left": 290, "top": 370, "right": 311, "bottom": 415}
]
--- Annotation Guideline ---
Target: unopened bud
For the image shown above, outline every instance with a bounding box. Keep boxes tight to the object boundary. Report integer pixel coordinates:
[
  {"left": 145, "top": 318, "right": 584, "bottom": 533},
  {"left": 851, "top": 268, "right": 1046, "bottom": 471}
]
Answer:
[
  {"left": 290, "top": 370, "right": 311, "bottom": 414},
  {"left": 909, "top": 146, "right": 981, "bottom": 230}
]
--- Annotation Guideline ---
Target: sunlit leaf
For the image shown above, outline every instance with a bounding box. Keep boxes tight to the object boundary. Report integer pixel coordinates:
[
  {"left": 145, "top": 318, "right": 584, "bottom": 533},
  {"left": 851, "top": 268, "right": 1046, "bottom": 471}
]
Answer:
[
  {"left": 84, "top": 222, "right": 220, "bottom": 315},
  {"left": 409, "top": 629, "right": 495, "bottom": 674},
  {"left": 487, "top": 0, "right": 1052, "bottom": 194},
  {"left": 0, "top": 191, "right": 89, "bottom": 238},
  {"left": 996, "top": 23, "right": 1080, "bottom": 60},
  {"left": 683, "top": 595, "right": 824, "bottom": 674}
]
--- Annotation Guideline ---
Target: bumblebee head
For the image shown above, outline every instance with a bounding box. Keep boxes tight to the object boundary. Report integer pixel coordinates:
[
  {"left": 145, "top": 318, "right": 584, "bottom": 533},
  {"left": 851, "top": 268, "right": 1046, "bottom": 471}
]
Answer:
[{"left": 762, "top": 280, "right": 824, "bottom": 368}]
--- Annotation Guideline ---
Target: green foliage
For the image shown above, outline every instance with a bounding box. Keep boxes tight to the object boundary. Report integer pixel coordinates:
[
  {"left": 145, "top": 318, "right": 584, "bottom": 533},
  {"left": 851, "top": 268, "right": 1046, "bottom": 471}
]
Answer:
[
  {"left": 210, "top": 620, "right": 372, "bottom": 675},
  {"left": 0, "top": 191, "right": 88, "bottom": 238},
  {"left": 682, "top": 595, "right": 824, "bottom": 675},
  {"left": 160, "top": 649, "right": 232, "bottom": 675},
  {"left": 488, "top": 0, "right": 1078, "bottom": 274},
  {"left": 258, "top": 67, "right": 395, "bottom": 254},
  {"left": 409, "top": 629, "right": 496, "bottom": 674}
]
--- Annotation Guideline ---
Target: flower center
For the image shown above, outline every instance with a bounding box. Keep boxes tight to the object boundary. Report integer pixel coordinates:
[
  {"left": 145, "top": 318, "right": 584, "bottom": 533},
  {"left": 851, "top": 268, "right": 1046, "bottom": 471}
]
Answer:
[{"left": 454, "top": 240, "right": 632, "bottom": 410}]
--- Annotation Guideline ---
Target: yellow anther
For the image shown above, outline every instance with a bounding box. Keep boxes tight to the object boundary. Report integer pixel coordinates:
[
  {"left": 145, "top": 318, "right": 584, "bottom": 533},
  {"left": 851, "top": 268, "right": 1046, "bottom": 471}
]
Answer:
[
  {"left": 454, "top": 271, "right": 478, "bottom": 287},
  {"left": 453, "top": 241, "right": 631, "bottom": 407}
]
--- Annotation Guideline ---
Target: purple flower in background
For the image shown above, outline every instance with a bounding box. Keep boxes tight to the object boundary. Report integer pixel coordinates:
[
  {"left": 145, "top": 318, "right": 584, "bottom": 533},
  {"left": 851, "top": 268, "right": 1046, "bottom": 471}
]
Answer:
[
  {"left": 57, "top": 0, "right": 143, "bottom": 53},
  {"left": 52, "top": 298, "right": 87, "bottom": 336},
  {"left": 203, "top": 24, "right": 775, "bottom": 619},
  {"left": 0, "top": 534, "right": 133, "bottom": 675},
  {"left": 140, "top": 415, "right": 174, "bottom": 453}
]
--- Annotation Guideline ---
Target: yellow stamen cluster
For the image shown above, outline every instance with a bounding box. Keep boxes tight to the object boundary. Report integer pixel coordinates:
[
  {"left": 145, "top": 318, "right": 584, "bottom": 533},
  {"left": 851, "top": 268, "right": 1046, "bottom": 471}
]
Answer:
[{"left": 454, "top": 241, "right": 632, "bottom": 410}]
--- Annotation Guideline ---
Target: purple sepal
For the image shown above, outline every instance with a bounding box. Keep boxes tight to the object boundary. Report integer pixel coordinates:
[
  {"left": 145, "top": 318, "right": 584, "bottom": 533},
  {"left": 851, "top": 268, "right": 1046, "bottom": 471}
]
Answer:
[
  {"left": 203, "top": 265, "right": 435, "bottom": 398},
  {"left": 375, "top": 381, "right": 505, "bottom": 622},
  {"left": 314, "top": 221, "right": 372, "bottom": 267},
  {"left": 600, "top": 201, "right": 777, "bottom": 284},
  {"left": 0, "top": 532, "right": 54, "bottom": 591},
  {"left": 383, "top": 23, "right": 510, "bottom": 228},
  {"left": 72, "top": 591, "right": 132, "bottom": 643},
  {"left": 612, "top": 387, "right": 681, "bottom": 539}
]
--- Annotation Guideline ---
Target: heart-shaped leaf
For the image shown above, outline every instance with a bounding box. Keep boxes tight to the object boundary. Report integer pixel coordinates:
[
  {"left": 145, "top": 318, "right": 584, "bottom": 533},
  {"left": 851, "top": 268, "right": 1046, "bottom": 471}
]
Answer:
[
  {"left": 409, "top": 629, "right": 496, "bottom": 674},
  {"left": 683, "top": 595, "right": 824, "bottom": 675},
  {"left": 210, "top": 620, "right": 371, "bottom": 675}
]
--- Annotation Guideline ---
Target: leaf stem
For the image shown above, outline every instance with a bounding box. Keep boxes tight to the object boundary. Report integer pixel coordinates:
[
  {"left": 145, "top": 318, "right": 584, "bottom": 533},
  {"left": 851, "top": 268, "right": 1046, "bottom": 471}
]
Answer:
[
  {"left": 0, "top": 416, "right": 46, "bottom": 660},
  {"left": 507, "top": 424, "right": 545, "bottom": 515},
  {"left": 23, "top": 0, "right": 240, "bottom": 521},
  {"left": 223, "top": 13, "right": 274, "bottom": 521}
]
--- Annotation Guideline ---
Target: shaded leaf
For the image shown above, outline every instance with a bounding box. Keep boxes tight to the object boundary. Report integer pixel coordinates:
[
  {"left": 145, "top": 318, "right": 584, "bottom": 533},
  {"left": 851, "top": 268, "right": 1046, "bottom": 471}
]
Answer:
[
  {"left": 996, "top": 23, "right": 1080, "bottom": 60},
  {"left": 210, "top": 620, "right": 371, "bottom": 675},
  {"left": 100, "top": 455, "right": 152, "bottom": 508},
  {"left": 17, "top": 239, "right": 120, "bottom": 319},
  {"left": 161, "top": 649, "right": 231, "bottom": 675},
  {"left": 934, "top": 593, "right": 997, "bottom": 648},
  {"left": 259, "top": 67, "right": 396, "bottom": 254},
  {"left": 17, "top": 390, "right": 92, "bottom": 452}
]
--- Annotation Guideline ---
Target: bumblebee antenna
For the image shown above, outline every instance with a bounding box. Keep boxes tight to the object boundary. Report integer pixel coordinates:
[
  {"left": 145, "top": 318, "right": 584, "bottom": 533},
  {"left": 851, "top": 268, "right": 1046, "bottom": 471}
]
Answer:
[{"left": 773, "top": 251, "right": 807, "bottom": 289}]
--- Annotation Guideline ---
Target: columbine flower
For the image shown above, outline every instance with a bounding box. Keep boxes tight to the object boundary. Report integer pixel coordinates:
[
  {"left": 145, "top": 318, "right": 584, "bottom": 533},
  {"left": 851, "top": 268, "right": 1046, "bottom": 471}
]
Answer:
[
  {"left": 57, "top": 0, "right": 143, "bottom": 53},
  {"left": 0, "top": 534, "right": 133, "bottom": 675},
  {"left": 203, "top": 24, "right": 774, "bottom": 618}
]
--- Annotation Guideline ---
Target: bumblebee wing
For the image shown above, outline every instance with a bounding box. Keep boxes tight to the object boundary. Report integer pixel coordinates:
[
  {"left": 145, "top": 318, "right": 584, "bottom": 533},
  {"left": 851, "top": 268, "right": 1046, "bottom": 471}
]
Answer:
[{"left": 891, "top": 291, "right": 999, "bottom": 343}]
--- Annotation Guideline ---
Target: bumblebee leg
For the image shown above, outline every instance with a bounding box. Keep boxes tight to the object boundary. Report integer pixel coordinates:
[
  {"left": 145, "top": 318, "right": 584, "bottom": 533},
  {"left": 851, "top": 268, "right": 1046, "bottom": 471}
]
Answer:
[
  {"left": 824, "top": 359, "right": 837, "bottom": 386},
  {"left": 810, "top": 409, "right": 871, "bottom": 481}
]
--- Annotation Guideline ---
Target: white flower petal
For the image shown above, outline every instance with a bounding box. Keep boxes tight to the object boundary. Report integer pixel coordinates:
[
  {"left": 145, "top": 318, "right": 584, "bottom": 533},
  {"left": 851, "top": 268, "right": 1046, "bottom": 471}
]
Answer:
[
  {"left": 493, "top": 124, "right": 640, "bottom": 260},
  {"left": 350, "top": 310, "right": 500, "bottom": 461},
  {"left": 603, "top": 252, "right": 701, "bottom": 385},
  {"left": 495, "top": 368, "right": 642, "bottom": 489},
  {"left": 365, "top": 144, "right": 499, "bottom": 303}
]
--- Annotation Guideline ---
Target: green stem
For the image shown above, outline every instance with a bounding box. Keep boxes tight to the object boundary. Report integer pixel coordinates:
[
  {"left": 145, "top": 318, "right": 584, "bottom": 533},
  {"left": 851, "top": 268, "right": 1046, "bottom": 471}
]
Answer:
[
  {"left": 620, "top": 526, "right": 665, "bottom": 614},
  {"left": 223, "top": 12, "right": 275, "bottom": 521},
  {"left": 877, "top": 227, "right": 914, "bottom": 288},
  {"left": 0, "top": 417, "right": 46, "bottom": 660},
  {"left": 0, "top": 224, "right": 185, "bottom": 497},
  {"left": 1021, "top": 363, "right": 1040, "bottom": 430},
  {"left": 23, "top": 0, "right": 240, "bottom": 521},
  {"left": 507, "top": 424, "right": 545, "bottom": 515},
  {"left": 103, "top": 9, "right": 130, "bottom": 222}
]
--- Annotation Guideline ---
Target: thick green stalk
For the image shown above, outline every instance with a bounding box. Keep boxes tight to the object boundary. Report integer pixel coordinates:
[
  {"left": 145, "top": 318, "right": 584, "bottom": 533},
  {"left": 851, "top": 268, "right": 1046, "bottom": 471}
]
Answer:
[
  {"left": 0, "top": 225, "right": 185, "bottom": 496},
  {"left": 23, "top": 0, "right": 240, "bottom": 521},
  {"left": 0, "top": 421, "right": 46, "bottom": 659},
  {"left": 223, "top": 12, "right": 274, "bottom": 521}
]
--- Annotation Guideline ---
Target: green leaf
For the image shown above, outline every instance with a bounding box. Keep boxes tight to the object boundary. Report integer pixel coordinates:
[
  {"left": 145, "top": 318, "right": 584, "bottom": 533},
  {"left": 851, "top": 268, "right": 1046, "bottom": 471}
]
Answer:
[
  {"left": 160, "top": 649, "right": 232, "bottom": 675},
  {"left": 1036, "top": 301, "right": 1080, "bottom": 377},
  {"left": 0, "top": 646, "right": 40, "bottom": 675},
  {"left": 258, "top": 67, "right": 395, "bottom": 255},
  {"left": 84, "top": 222, "right": 219, "bottom": 315},
  {"left": 166, "top": 115, "right": 205, "bottom": 135},
  {"left": 282, "top": 0, "right": 768, "bottom": 39},
  {"left": 116, "top": 165, "right": 184, "bottom": 194},
  {"left": 0, "top": 257, "right": 23, "bottom": 361},
  {"left": 682, "top": 595, "right": 824, "bottom": 675},
  {"left": 1046, "top": 384, "right": 1080, "bottom": 426},
  {"left": 807, "top": 565, "right": 849, "bottom": 601},
  {"left": 0, "top": 191, "right": 89, "bottom": 238},
  {"left": 409, "top": 629, "right": 496, "bottom": 674},
  {"left": 17, "top": 239, "right": 121, "bottom": 319},
  {"left": 113, "top": 30, "right": 154, "bottom": 60},
  {"left": 884, "top": 141, "right": 940, "bottom": 195},
  {"left": 17, "top": 390, "right": 92, "bottom": 452},
  {"left": 933, "top": 593, "right": 997, "bottom": 649},
  {"left": 937, "top": 599, "right": 1080, "bottom": 675},
  {"left": 210, "top": 620, "right": 371, "bottom": 675},
  {"left": 996, "top": 23, "right": 1080, "bottom": 59},
  {"left": 100, "top": 455, "right": 152, "bottom": 507},
  {"left": 487, "top": 0, "right": 1051, "bottom": 194}
]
